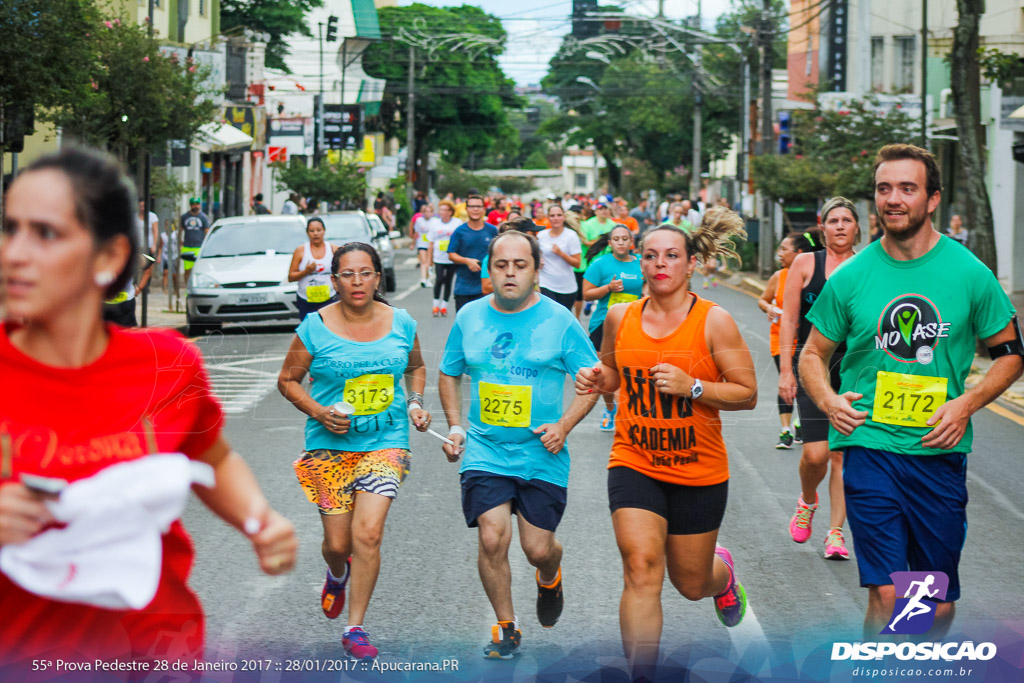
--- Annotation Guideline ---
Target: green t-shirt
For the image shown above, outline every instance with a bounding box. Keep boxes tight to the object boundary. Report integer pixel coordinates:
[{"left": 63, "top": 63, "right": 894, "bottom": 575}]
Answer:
[
  {"left": 576, "top": 218, "right": 615, "bottom": 273},
  {"left": 806, "top": 236, "right": 1013, "bottom": 456}
]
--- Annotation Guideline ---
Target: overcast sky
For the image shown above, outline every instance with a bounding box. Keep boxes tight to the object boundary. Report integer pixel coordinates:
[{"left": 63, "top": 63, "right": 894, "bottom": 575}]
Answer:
[{"left": 397, "top": 0, "right": 738, "bottom": 86}]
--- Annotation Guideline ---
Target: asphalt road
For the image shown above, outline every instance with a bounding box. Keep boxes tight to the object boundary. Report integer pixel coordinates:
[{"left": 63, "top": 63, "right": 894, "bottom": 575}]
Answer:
[{"left": 180, "top": 253, "right": 1024, "bottom": 683}]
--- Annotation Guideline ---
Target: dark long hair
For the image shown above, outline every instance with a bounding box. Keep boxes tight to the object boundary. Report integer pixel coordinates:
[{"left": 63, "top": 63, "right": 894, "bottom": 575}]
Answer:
[
  {"left": 24, "top": 148, "right": 138, "bottom": 299},
  {"left": 787, "top": 229, "right": 825, "bottom": 253},
  {"left": 585, "top": 223, "right": 633, "bottom": 262},
  {"left": 330, "top": 242, "right": 389, "bottom": 304}
]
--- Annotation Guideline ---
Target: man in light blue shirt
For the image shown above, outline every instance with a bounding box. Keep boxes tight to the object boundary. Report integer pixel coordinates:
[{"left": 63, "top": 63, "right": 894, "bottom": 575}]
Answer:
[{"left": 439, "top": 231, "right": 598, "bottom": 660}]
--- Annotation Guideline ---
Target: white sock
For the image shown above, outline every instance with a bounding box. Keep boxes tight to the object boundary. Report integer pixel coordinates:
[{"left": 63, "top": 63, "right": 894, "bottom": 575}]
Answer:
[
  {"left": 782, "top": 427, "right": 791, "bottom": 434},
  {"left": 344, "top": 625, "right": 363, "bottom": 635},
  {"left": 328, "top": 563, "right": 349, "bottom": 583}
]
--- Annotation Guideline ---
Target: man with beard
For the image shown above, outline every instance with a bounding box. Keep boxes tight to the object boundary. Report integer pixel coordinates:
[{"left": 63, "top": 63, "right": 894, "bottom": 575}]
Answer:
[
  {"left": 798, "top": 144, "right": 1023, "bottom": 639},
  {"left": 438, "top": 231, "right": 598, "bottom": 659}
]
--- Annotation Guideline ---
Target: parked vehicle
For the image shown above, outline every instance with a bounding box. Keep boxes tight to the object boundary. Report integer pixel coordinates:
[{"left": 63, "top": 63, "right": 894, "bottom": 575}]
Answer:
[
  {"left": 184, "top": 215, "right": 307, "bottom": 335},
  {"left": 321, "top": 211, "right": 400, "bottom": 292}
]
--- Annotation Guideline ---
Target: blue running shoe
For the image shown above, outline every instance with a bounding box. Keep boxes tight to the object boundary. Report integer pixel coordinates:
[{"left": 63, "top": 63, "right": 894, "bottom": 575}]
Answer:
[{"left": 599, "top": 407, "right": 616, "bottom": 431}]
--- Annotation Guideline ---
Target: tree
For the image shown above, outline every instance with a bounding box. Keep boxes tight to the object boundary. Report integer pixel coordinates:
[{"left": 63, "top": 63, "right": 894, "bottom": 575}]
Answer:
[
  {"left": 0, "top": 0, "right": 97, "bottom": 153},
  {"left": 362, "top": 3, "right": 520, "bottom": 191},
  {"left": 271, "top": 157, "right": 366, "bottom": 209},
  {"left": 53, "top": 16, "right": 220, "bottom": 161},
  {"left": 951, "top": 0, "right": 996, "bottom": 272},
  {"left": 751, "top": 95, "right": 919, "bottom": 212},
  {"left": 220, "top": 0, "right": 324, "bottom": 73},
  {"left": 523, "top": 150, "right": 549, "bottom": 170}
]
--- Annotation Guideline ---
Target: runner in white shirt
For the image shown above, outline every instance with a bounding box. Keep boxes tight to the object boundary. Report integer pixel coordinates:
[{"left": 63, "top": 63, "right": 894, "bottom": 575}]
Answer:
[{"left": 536, "top": 207, "right": 582, "bottom": 310}]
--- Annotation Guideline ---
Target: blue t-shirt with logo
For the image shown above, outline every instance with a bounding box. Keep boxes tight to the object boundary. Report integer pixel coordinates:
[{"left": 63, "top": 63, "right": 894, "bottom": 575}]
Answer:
[
  {"left": 448, "top": 223, "right": 498, "bottom": 296},
  {"left": 297, "top": 307, "right": 417, "bottom": 452},
  {"left": 440, "top": 295, "right": 598, "bottom": 487},
  {"left": 583, "top": 253, "right": 644, "bottom": 334}
]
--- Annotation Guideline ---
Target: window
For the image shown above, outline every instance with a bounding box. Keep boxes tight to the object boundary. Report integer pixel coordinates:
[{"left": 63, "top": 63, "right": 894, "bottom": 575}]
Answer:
[
  {"left": 574, "top": 173, "right": 587, "bottom": 189},
  {"left": 893, "top": 36, "right": 916, "bottom": 93},
  {"left": 199, "top": 0, "right": 205, "bottom": 15},
  {"left": 871, "top": 37, "right": 884, "bottom": 92}
]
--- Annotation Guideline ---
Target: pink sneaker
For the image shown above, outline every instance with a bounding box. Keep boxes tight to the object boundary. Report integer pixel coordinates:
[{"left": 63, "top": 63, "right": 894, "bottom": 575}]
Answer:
[
  {"left": 342, "top": 627, "right": 378, "bottom": 660},
  {"left": 824, "top": 527, "right": 850, "bottom": 560},
  {"left": 789, "top": 494, "right": 818, "bottom": 543}
]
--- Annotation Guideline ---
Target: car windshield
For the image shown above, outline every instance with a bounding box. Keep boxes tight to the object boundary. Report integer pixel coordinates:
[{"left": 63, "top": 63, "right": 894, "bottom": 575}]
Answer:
[
  {"left": 322, "top": 214, "right": 371, "bottom": 243},
  {"left": 200, "top": 221, "right": 307, "bottom": 257},
  {"left": 367, "top": 215, "right": 385, "bottom": 233}
]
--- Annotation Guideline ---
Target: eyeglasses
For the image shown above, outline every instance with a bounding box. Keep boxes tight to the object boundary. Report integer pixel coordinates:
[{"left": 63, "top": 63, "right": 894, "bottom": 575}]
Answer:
[{"left": 334, "top": 270, "right": 378, "bottom": 280}]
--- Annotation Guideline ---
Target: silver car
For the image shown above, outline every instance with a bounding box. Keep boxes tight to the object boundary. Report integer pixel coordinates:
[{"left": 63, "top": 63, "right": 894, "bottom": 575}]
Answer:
[
  {"left": 321, "top": 211, "right": 399, "bottom": 292},
  {"left": 185, "top": 215, "right": 307, "bottom": 334}
]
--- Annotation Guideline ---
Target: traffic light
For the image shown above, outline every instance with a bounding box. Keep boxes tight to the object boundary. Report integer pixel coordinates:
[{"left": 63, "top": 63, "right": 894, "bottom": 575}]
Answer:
[{"left": 325, "top": 15, "right": 338, "bottom": 42}]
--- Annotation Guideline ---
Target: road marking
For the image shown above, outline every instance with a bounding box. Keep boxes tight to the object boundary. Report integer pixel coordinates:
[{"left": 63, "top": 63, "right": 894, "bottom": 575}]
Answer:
[
  {"left": 966, "top": 470, "right": 1024, "bottom": 522},
  {"left": 207, "top": 362, "right": 280, "bottom": 415},
  {"left": 402, "top": 256, "right": 419, "bottom": 267},
  {"left": 985, "top": 402, "right": 1024, "bottom": 427},
  {"left": 392, "top": 281, "right": 422, "bottom": 301}
]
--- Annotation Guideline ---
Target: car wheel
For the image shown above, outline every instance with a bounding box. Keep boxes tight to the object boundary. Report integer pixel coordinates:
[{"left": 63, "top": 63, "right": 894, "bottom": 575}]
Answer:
[{"left": 385, "top": 268, "right": 397, "bottom": 292}]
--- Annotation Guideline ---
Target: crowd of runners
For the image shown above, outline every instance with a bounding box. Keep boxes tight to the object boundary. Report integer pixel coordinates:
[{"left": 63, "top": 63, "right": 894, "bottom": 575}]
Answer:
[{"left": 1, "top": 144, "right": 1022, "bottom": 680}]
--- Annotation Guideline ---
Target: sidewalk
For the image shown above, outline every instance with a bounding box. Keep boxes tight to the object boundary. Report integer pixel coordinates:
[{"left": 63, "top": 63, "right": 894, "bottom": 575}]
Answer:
[
  {"left": 136, "top": 286, "right": 188, "bottom": 332},
  {"left": 724, "top": 270, "right": 1024, "bottom": 416}
]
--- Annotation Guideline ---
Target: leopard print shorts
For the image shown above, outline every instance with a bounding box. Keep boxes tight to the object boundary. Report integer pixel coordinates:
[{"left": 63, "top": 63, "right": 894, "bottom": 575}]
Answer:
[{"left": 293, "top": 448, "right": 411, "bottom": 515}]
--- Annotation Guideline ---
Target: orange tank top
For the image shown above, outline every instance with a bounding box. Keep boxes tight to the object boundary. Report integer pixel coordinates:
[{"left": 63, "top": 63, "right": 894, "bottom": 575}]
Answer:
[
  {"left": 769, "top": 268, "right": 790, "bottom": 356},
  {"left": 609, "top": 293, "right": 729, "bottom": 486}
]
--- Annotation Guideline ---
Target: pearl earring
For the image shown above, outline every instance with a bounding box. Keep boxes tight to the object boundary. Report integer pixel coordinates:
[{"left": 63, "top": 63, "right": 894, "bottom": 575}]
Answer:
[{"left": 95, "top": 272, "right": 115, "bottom": 287}]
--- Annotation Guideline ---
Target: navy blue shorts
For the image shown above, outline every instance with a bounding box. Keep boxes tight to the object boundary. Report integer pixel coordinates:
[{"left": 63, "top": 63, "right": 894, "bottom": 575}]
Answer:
[
  {"left": 460, "top": 471, "right": 567, "bottom": 532},
  {"left": 843, "top": 447, "right": 968, "bottom": 601}
]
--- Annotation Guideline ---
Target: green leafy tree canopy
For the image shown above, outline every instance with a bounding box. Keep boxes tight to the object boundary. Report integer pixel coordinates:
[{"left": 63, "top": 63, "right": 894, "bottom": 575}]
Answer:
[
  {"left": 271, "top": 157, "right": 367, "bottom": 208},
  {"left": 220, "top": 0, "right": 324, "bottom": 73}
]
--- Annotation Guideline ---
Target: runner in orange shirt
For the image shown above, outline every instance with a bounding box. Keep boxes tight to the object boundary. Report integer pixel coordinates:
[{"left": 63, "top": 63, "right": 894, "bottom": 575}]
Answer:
[{"left": 575, "top": 208, "right": 757, "bottom": 679}]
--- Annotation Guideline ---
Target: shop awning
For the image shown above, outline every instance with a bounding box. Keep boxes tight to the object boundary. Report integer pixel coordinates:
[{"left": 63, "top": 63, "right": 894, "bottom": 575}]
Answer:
[
  {"left": 193, "top": 122, "right": 254, "bottom": 153},
  {"left": 1010, "top": 104, "right": 1024, "bottom": 120}
]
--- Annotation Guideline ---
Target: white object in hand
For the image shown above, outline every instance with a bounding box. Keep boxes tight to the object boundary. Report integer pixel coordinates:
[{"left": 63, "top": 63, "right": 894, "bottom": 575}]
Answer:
[
  {"left": 333, "top": 402, "right": 356, "bottom": 417},
  {"left": 427, "top": 428, "right": 455, "bottom": 445}
]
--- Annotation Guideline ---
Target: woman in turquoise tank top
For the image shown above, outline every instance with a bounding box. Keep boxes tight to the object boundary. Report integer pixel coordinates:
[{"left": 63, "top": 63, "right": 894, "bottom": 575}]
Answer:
[{"left": 278, "top": 242, "right": 432, "bottom": 660}]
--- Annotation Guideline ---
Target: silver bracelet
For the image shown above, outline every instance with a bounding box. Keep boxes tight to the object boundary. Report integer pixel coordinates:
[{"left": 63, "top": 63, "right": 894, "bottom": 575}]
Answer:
[{"left": 406, "top": 392, "right": 424, "bottom": 406}]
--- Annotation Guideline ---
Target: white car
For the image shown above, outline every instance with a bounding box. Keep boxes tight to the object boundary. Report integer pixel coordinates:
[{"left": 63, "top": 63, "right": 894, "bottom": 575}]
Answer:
[
  {"left": 322, "top": 211, "right": 400, "bottom": 292},
  {"left": 184, "top": 215, "right": 307, "bottom": 334}
]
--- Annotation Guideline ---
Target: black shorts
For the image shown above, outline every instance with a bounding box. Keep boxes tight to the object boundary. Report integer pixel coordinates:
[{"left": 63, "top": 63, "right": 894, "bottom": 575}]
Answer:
[
  {"left": 608, "top": 466, "right": 728, "bottom": 535},
  {"left": 793, "top": 351, "right": 843, "bottom": 444},
  {"left": 461, "top": 471, "right": 567, "bottom": 532},
  {"left": 102, "top": 299, "right": 138, "bottom": 327},
  {"left": 574, "top": 271, "right": 585, "bottom": 301},
  {"left": 541, "top": 287, "right": 576, "bottom": 310},
  {"left": 589, "top": 326, "right": 603, "bottom": 352}
]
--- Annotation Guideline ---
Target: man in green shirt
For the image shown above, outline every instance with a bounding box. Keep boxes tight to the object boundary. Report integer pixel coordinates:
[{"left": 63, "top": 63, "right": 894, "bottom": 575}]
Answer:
[{"left": 800, "top": 144, "right": 1023, "bottom": 639}]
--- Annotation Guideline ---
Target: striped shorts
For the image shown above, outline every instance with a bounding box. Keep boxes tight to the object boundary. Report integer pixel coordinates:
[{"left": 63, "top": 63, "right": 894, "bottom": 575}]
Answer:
[{"left": 293, "top": 448, "right": 411, "bottom": 515}]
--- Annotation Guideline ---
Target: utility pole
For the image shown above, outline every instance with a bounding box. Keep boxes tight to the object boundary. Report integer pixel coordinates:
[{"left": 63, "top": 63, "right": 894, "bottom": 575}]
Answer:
[
  {"left": 758, "top": 0, "right": 775, "bottom": 279},
  {"left": 690, "top": 0, "right": 702, "bottom": 202},
  {"left": 315, "top": 22, "right": 325, "bottom": 167},
  {"left": 921, "top": 0, "right": 928, "bottom": 149},
  {"left": 141, "top": 0, "right": 156, "bottom": 327},
  {"left": 406, "top": 45, "right": 416, "bottom": 188}
]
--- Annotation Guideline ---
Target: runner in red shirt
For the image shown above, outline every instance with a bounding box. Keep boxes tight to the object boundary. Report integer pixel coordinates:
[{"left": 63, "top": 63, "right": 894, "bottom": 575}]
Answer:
[{"left": 0, "top": 148, "right": 297, "bottom": 668}]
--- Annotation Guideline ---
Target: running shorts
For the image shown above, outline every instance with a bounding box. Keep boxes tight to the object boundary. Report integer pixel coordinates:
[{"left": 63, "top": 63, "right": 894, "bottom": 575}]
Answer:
[
  {"left": 293, "top": 448, "right": 411, "bottom": 515},
  {"left": 460, "top": 471, "right": 567, "bottom": 532},
  {"left": 608, "top": 466, "right": 728, "bottom": 535},
  {"left": 843, "top": 447, "right": 967, "bottom": 601},
  {"left": 793, "top": 351, "right": 842, "bottom": 444}
]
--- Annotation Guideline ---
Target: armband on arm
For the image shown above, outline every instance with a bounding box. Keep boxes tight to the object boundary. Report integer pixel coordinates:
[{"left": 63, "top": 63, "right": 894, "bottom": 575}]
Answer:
[{"left": 988, "top": 315, "right": 1024, "bottom": 360}]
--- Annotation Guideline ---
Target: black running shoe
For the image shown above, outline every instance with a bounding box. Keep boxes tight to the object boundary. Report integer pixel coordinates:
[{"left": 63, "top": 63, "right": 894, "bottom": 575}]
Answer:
[
  {"left": 536, "top": 568, "right": 564, "bottom": 628},
  {"left": 775, "top": 431, "right": 794, "bottom": 449},
  {"left": 483, "top": 621, "right": 521, "bottom": 659}
]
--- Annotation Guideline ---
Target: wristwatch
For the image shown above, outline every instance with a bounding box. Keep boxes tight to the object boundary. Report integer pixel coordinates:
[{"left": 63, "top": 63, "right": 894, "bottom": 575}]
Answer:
[{"left": 689, "top": 378, "right": 704, "bottom": 400}]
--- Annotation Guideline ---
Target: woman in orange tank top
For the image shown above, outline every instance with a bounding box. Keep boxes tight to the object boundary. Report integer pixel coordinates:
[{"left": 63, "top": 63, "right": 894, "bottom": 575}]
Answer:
[
  {"left": 575, "top": 208, "right": 757, "bottom": 679},
  {"left": 758, "top": 233, "right": 807, "bottom": 449}
]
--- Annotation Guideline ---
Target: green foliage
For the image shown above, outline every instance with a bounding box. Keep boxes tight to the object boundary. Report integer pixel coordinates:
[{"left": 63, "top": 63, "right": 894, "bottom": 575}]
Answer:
[
  {"left": 150, "top": 167, "right": 196, "bottom": 204},
  {"left": 978, "top": 47, "right": 1024, "bottom": 93},
  {"left": 271, "top": 158, "right": 367, "bottom": 207},
  {"left": 0, "top": 0, "right": 98, "bottom": 142},
  {"left": 752, "top": 96, "right": 920, "bottom": 204},
  {"left": 53, "top": 16, "right": 220, "bottom": 157},
  {"left": 220, "top": 0, "right": 324, "bottom": 73},
  {"left": 362, "top": 4, "right": 520, "bottom": 169},
  {"left": 435, "top": 162, "right": 491, "bottom": 198},
  {"left": 523, "top": 150, "right": 549, "bottom": 170},
  {"left": 495, "top": 176, "right": 534, "bottom": 195}
]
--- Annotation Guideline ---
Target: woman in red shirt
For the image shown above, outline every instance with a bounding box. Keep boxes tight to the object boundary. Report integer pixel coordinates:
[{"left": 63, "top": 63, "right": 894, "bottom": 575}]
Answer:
[{"left": 0, "top": 148, "right": 297, "bottom": 667}]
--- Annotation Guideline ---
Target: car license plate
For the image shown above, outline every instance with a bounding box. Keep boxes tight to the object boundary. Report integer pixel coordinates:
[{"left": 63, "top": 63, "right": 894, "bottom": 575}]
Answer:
[{"left": 236, "top": 292, "right": 269, "bottom": 305}]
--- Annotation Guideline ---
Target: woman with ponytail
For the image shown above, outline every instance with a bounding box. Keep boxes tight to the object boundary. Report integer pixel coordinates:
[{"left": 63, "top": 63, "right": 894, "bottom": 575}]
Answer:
[
  {"left": 778, "top": 198, "right": 857, "bottom": 561},
  {"left": 277, "top": 241, "right": 432, "bottom": 661},
  {"left": 574, "top": 207, "right": 758, "bottom": 679},
  {"left": 582, "top": 223, "right": 643, "bottom": 430}
]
